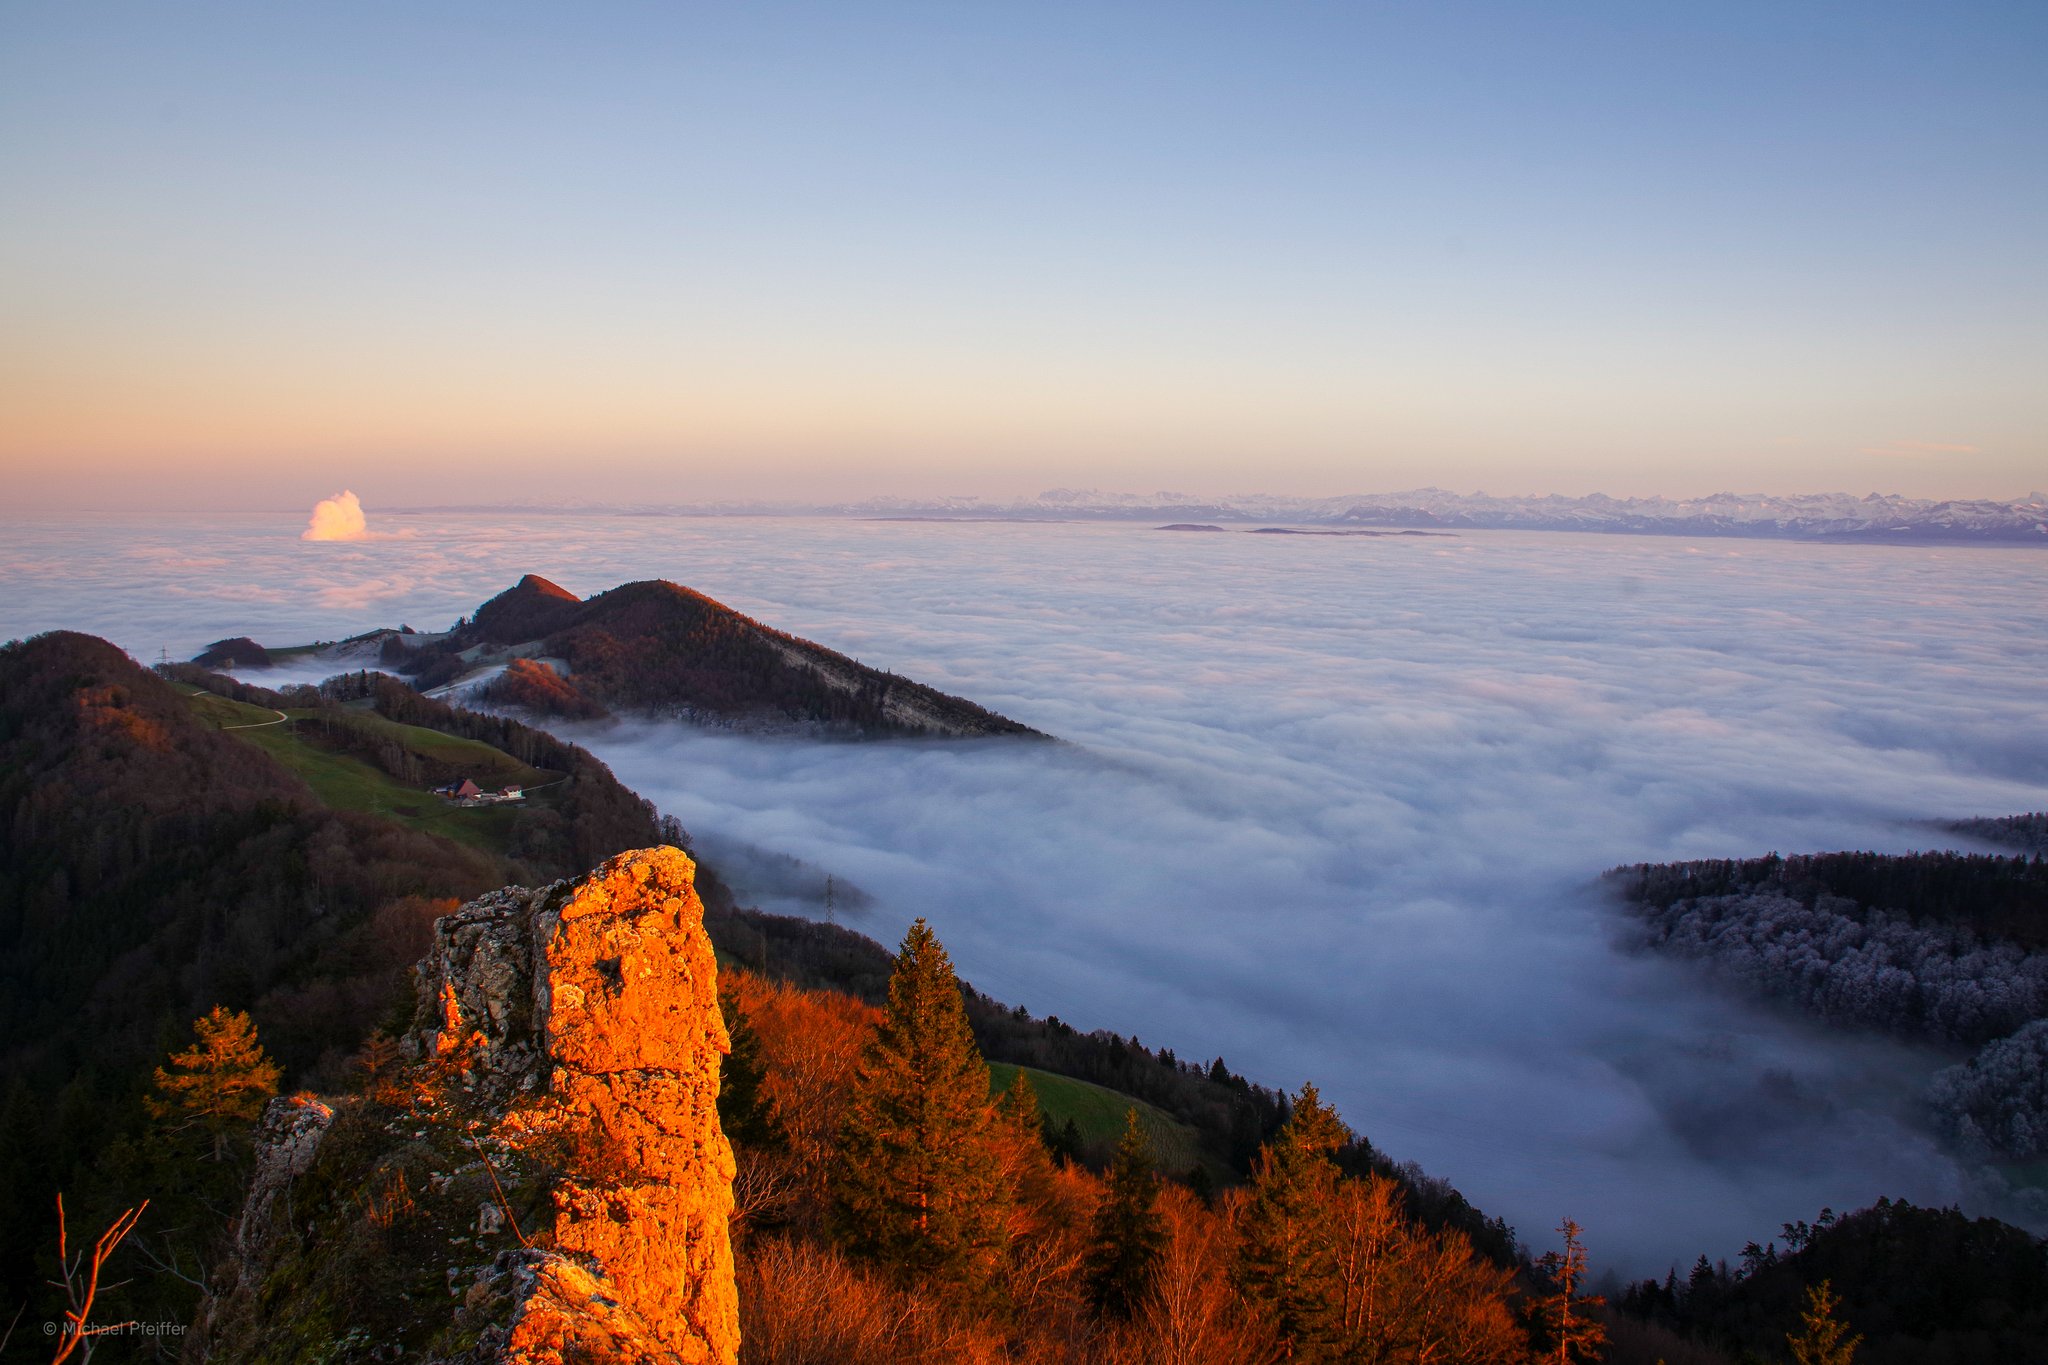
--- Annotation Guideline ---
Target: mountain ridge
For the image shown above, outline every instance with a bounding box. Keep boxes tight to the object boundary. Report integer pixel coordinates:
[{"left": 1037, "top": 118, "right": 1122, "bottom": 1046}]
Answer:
[{"left": 228, "top": 575, "right": 1047, "bottom": 739}]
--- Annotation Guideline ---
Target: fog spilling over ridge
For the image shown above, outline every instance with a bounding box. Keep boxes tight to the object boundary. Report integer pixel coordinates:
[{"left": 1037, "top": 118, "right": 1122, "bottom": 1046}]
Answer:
[{"left": 4, "top": 512, "right": 2046, "bottom": 1272}]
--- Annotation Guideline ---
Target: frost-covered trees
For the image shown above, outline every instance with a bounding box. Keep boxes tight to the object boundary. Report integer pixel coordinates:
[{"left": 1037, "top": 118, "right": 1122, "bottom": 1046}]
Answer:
[
  {"left": 1925, "top": 1019, "right": 2048, "bottom": 1158},
  {"left": 1626, "top": 891, "right": 2048, "bottom": 1044},
  {"left": 1613, "top": 854, "right": 2048, "bottom": 1159}
]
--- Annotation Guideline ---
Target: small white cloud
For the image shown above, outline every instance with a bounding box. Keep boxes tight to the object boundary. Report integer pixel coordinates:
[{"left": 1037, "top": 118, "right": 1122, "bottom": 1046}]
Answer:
[{"left": 302, "top": 490, "right": 370, "bottom": 541}]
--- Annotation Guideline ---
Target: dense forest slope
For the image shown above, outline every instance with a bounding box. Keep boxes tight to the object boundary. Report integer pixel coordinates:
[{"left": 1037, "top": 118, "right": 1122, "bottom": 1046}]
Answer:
[
  {"left": 1953, "top": 811, "right": 2048, "bottom": 857},
  {"left": 705, "top": 898, "right": 1518, "bottom": 1264},
  {"left": 1608, "top": 845, "right": 2048, "bottom": 1158},
  {"left": 9, "top": 633, "right": 2041, "bottom": 1362},
  {"left": 1619, "top": 1197, "right": 2048, "bottom": 1365},
  {"left": 0, "top": 633, "right": 684, "bottom": 1338},
  {"left": 0, "top": 634, "right": 505, "bottom": 1089},
  {"left": 197, "top": 850, "right": 1541, "bottom": 1365},
  {"left": 2, "top": 632, "right": 1522, "bottom": 1359},
  {"left": 237, "top": 573, "right": 1045, "bottom": 738}
]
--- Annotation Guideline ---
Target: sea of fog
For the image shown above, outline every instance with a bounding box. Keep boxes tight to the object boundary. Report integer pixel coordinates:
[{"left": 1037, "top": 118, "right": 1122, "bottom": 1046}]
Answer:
[{"left": 6, "top": 511, "right": 2046, "bottom": 1274}]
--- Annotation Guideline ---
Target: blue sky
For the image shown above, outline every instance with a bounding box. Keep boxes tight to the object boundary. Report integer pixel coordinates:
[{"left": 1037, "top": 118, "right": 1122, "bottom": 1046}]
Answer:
[{"left": 3, "top": 1, "right": 2043, "bottom": 506}]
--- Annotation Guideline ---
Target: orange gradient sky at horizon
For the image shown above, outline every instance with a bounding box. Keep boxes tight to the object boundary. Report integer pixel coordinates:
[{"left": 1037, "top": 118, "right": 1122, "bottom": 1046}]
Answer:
[{"left": 4, "top": 2, "right": 2044, "bottom": 511}]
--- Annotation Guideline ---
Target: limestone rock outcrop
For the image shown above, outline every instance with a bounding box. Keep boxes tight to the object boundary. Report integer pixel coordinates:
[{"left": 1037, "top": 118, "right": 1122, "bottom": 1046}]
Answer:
[
  {"left": 234, "top": 1093, "right": 335, "bottom": 1266},
  {"left": 411, "top": 846, "right": 738, "bottom": 1364},
  {"left": 202, "top": 847, "right": 737, "bottom": 1365}
]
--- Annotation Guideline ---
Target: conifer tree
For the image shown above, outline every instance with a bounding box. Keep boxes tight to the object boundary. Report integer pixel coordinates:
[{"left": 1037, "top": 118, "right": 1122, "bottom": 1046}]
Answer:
[
  {"left": 1535, "top": 1217, "right": 1607, "bottom": 1364},
  {"left": 830, "top": 919, "right": 1008, "bottom": 1301},
  {"left": 1047, "top": 1114, "right": 1085, "bottom": 1167},
  {"left": 995, "top": 1069, "right": 1059, "bottom": 1221},
  {"left": 1788, "top": 1280, "right": 1862, "bottom": 1365},
  {"left": 718, "top": 984, "right": 783, "bottom": 1150},
  {"left": 146, "top": 1006, "right": 281, "bottom": 1160},
  {"left": 1085, "top": 1107, "right": 1168, "bottom": 1319},
  {"left": 1237, "top": 1082, "right": 1349, "bottom": 1359}
]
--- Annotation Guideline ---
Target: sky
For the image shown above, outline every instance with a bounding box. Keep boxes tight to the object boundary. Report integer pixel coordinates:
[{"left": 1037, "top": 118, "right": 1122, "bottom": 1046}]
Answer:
[
  {"left": 5, "top": 512, "right": 2045, "bottom": 1268},
  {"left": 3, "top": 1, "right": 2045, "bottom": 509}
]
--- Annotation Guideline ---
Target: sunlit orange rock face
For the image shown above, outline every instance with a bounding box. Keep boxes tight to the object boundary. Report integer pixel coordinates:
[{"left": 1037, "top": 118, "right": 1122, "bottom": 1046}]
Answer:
[{"left": 416, "top": 847, "right": 739, "bottom": 1365}]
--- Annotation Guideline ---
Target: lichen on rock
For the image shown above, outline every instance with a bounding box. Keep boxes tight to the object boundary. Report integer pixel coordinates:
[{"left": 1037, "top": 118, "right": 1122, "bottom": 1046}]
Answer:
[{"left": 236, "top": 1093, "right": 336, "bottom": 1264}]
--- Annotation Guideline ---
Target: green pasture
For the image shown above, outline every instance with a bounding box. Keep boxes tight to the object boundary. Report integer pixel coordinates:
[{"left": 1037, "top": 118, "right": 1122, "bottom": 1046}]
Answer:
[
  {"left": 988, "top": 1061, "right": 1212, "bottom": 1179},
  {"left": 178, "top": 688, "right": 546, "bottom": 856}
]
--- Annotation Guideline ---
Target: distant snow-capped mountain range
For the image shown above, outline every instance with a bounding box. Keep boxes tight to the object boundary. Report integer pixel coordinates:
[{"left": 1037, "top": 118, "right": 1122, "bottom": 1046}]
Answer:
[
  {"left": 398, "top": 489, "right": 2048, "bottom": 543},
  {"left": 824, "top": 488, "right": 2048, "bottom": 543}
]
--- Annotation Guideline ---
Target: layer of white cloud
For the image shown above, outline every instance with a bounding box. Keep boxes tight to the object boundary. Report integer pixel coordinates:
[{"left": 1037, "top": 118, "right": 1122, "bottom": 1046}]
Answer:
[{"left": 3, "top": 511, "right": 2045, "bottom": 1272}]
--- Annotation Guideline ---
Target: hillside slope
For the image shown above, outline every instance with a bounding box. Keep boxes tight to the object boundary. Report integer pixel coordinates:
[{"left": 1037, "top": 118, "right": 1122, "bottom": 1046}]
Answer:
[
  {"left": 1608, "top": 846, "right": 2048, "bottom": 1162},
  {"left": 0, "top": 635, "right": 698, "bottom": 1335},
  {"left": 0, "top": 634, "right": 513, "bottom": 1084},
  {"left": 245, "top": 574, "right": 1045, "bottom": 738},
  {"left": 166, "top": 663, "right": 680, "bottom": 875}
]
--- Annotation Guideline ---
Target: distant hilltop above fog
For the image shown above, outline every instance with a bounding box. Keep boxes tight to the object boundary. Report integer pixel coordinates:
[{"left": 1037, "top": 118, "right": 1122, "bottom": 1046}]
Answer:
[
  {"left": 218, "top": 574, "right": 1047, "bottom": 740},
  {"left": 401, "top": 489, "right": 2048, "bottom": 544}
]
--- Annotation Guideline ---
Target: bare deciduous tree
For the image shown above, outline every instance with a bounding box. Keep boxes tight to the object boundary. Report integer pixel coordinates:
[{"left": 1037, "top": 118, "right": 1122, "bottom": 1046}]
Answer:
[{"left": 48, "top": 1194, "right": 148, "bottom": 1365}]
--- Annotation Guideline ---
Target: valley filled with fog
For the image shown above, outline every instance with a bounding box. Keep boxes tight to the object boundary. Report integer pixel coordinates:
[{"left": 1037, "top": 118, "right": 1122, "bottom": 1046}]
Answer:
[{"left": 6, "top": 511, "right": 2046, "bottom": 1273}]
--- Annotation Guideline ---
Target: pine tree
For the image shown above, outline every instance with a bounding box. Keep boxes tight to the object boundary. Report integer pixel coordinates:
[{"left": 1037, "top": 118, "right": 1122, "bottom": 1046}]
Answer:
[
  {"left": 1535, "top": 1218, "right": 1608, "bottom": 1364},
  {"left": 146, "top": 1006, "right": 282, "bottom": 1160},
  {"left": 1788, "top": 1280, "right": 1862, "bottom": 1365},
  {"left": 995, "top": 1069, "right": 1059, "bottom": 1220},
  {"left": 718, "top": 984, "right": 783, "bottom": 1150},
  {"left": 830, "top": 919, "right": 1008, "bottom": 1301},
  {"left": 1237, "top": 1082, "right": 1349, "bottom": 1359},
  {"left": 1047, "top": 1115, "right": 1085, "bottom": 1166},
  {"left": 1085, "top": 1108, "right": 1168, "bottom": 1319}
]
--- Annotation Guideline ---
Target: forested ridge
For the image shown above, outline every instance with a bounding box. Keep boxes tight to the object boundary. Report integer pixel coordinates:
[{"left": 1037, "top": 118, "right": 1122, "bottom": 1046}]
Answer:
[
  {"left": 1618, "top": 1197, "right": 2048, "bottom": 1365},
  {"left": 1609, "top": 844, "right": 2048, "bottom": 1159},
  {"left": 7, "top": 630, "right": 2044, "bottom": 1360},
  {"left": 1618, "top": 849, "right": 2048, "bottom": 950},
  {"left": 687, "top": 922, "right": 1557, "bottom": 1363},
  {"left": 1951, "top": 812, "right": 2048, "bottom": 857},
  {"left": 706, "top": 900, "right": 1520, "bottom": 1268},
  {"left": 0, "top": 633, "right": 501, "bottom": 1343},
  {"left": 2, "top": 631, "right": 1546, "bottom": 1361},
  {"left": 0, "top": 633, "right": 689, "bottom": 1345},
  {"left": 390, "top": 573, "right": 1045, "bottom": 738}
]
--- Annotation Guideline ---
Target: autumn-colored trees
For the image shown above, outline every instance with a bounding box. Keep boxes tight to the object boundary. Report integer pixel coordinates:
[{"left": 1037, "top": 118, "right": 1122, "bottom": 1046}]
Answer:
[
  {"left": 1237, "top": 1082, "right": 1350, "bottom": 1354},
  {"left": 1787, "top": 1280, "right": 1862, "bottom": 1365},
  {"left": 728, "top": 924, "right": 1544, "bottom": 1364},
  {"left": 1234, "top": 1083, "right": 1530, "bottom": 1363},
  {"left": 146, "top": 1005, "right": 281, "bottom": 1160},
  {"left": 1324, "top": 1173, "right": 1526, "bottom": 1362},
  {"left": 1534, "top": 1218, "right": 1607, "bottom": 1364}
]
